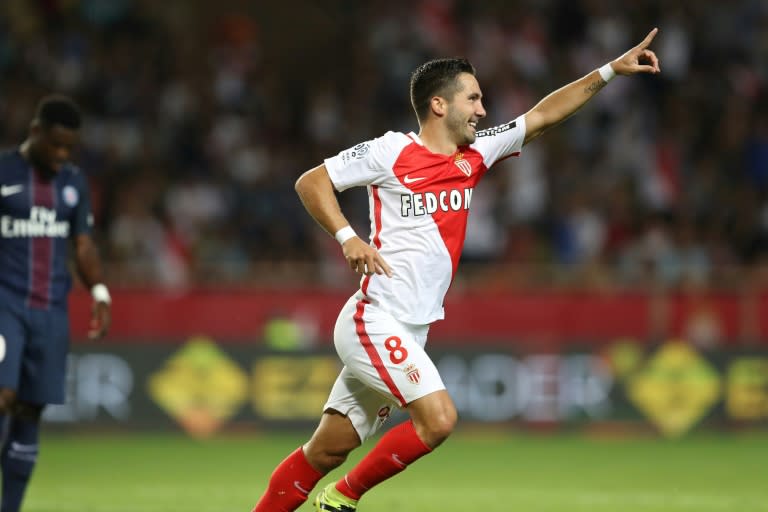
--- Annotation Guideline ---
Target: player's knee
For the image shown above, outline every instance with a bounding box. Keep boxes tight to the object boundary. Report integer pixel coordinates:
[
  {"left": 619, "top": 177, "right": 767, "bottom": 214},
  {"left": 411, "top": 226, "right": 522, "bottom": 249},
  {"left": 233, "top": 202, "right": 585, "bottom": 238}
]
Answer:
[
  {"left": 418, "top": 407, "right": 457, "bottom": 448},
  {"left": 303, "top": 409, "right": 361, "bottom": 473},
  {"left": 0, "top": 388, "right": 17, "bottom": 413}
]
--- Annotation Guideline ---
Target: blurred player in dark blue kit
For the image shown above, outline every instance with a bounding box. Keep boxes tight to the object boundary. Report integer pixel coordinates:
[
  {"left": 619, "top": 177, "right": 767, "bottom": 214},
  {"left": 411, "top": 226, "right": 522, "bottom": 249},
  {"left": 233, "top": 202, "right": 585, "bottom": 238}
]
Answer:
[{"left": 0, "top": 95, "right": 112, "bottom": 512}]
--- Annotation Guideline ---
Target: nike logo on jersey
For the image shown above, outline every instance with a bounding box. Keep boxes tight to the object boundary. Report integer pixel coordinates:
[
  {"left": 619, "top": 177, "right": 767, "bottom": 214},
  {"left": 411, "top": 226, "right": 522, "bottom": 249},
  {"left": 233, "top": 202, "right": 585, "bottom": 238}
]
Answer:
[
  {"left": 403, "top": 175, "right": 426, "bottom": 184},
  {"left": 0, "top": 184, "right": 23, "bottom": 197}
]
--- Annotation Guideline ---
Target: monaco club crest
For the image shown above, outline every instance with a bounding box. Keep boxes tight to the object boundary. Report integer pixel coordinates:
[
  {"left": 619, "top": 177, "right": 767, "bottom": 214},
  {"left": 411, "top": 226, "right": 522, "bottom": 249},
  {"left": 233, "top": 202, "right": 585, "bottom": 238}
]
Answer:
[
  {"left": 404, "top": 363, "right": 421, "bottom": 384},
  {"left": 454, "top": 152, "right": 471, "bottom": 177}
]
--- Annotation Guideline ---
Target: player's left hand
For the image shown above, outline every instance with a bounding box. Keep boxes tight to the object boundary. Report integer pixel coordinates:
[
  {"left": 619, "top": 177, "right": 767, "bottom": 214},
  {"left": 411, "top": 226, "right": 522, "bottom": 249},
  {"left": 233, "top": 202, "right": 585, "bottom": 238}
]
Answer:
[
  {"left": 612, "top": 27, "right": 661, "bottom": 76},
  {"left": 88, "top": 301, "right": 111, "bottom": 340}
]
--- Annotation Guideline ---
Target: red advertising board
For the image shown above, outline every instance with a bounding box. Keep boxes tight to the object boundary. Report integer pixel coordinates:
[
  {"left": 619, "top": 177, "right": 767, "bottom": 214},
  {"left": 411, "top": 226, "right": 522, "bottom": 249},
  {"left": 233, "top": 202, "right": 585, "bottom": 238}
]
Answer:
[{"left": 68, "top": 287, "right": 767, "bottom": 346}]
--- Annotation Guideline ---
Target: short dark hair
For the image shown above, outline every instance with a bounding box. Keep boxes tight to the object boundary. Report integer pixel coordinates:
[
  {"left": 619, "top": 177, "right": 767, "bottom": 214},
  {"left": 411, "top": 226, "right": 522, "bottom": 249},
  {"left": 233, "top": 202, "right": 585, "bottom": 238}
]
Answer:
[
  {"left": 409, "top": 58, "right": 476, "bottom": 122},
  {"left": 35, "top": 95, "right": 82, "bottom": 130}
]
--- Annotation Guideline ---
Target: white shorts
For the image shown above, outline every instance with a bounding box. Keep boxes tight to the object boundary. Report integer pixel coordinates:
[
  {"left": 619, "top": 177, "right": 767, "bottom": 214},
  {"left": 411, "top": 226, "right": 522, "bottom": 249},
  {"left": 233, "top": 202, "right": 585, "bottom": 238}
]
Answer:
[{"left": 323, "top": 295, "right": 446, "bottom": 441}]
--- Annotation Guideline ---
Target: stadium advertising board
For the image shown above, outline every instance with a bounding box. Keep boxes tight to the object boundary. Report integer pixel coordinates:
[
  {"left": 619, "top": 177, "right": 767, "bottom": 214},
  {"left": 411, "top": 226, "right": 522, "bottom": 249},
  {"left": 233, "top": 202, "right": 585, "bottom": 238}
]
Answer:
[
  {"left": 67, "top": 288, "right": 768, "bottom": 345},
  {"left": 44, "top": 338, "right": 768, "bottom": 438}
]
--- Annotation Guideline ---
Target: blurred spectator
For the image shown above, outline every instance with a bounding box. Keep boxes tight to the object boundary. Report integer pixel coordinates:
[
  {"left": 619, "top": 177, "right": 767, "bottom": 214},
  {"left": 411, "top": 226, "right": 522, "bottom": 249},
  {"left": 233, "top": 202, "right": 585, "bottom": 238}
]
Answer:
[{"left": 0, "top": 0, "right": 766, "bottom": 291}]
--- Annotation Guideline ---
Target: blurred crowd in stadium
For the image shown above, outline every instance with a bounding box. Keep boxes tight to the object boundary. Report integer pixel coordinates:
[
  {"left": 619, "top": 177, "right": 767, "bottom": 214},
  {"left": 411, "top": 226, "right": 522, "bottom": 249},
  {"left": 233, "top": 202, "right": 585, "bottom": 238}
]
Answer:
[{"left": 1, "top": 0, "right": 767, "bottom": 290}]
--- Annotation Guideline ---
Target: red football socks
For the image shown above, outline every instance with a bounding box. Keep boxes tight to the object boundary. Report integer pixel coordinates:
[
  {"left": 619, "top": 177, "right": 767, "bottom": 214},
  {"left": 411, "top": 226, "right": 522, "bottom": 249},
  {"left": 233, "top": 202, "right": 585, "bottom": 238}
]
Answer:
[
  {"left": 251, "top": 446, "right": 323, "bottom": 512},
  {"left": 335, "top": 420, "right": 432, "bottom": 500}
]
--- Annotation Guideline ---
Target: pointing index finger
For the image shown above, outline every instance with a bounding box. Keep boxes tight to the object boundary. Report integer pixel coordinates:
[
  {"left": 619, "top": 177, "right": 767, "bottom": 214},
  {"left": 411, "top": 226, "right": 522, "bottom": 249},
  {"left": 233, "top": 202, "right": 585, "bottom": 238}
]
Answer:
[{"left": 637, "top": 27, "right": 658, "bottom": 49}]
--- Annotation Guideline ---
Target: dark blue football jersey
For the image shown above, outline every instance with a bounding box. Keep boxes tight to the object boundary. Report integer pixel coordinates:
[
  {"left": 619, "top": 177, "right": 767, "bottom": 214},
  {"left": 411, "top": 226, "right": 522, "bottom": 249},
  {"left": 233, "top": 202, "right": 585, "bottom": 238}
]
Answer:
[{"left": 0, "top": 149, "right": 93, "bottom": 309}]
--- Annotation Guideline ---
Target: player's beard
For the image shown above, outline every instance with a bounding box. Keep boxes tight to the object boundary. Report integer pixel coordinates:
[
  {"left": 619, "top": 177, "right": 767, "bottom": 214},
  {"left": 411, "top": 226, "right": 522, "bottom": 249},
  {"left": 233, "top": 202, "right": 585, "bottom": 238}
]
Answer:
[{"left": 445, "top": 106, "right": 476, "bottom": 146}]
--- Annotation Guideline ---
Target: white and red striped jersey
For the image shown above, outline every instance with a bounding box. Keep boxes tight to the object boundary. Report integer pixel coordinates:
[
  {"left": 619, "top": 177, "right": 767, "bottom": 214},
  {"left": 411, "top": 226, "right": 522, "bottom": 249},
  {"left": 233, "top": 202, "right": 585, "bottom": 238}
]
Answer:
[{"left": 325, "top": 115, "right": 526, "bottom": 325}]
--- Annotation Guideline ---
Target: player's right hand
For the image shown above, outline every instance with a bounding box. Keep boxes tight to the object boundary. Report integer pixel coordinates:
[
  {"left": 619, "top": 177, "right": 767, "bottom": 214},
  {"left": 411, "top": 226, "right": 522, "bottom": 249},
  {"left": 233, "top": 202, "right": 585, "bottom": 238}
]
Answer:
[{"left": 342, "top": 237, "right": 393, "bottom": 277}]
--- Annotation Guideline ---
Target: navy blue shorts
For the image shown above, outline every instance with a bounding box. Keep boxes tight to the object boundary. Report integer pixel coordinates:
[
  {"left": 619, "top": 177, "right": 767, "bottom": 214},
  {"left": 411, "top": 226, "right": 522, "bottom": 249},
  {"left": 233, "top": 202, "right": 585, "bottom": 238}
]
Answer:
[{"left": 0, "top": 302, "right": 70, "bottom": 405}]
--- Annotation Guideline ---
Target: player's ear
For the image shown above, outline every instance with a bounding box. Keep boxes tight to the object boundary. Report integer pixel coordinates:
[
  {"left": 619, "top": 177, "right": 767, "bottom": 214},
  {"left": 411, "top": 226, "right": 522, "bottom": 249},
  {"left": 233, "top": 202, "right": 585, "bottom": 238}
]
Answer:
[
  {"left": 29, "top": 119, "right": 42, "bottom": 139},
  {"left": 430, "top": 96, "right": 448, "bottom": 118}
]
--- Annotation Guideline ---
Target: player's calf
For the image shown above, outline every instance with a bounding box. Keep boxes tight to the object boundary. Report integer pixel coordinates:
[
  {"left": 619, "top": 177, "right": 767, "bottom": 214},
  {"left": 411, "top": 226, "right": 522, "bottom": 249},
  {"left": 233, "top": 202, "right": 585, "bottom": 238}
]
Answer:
[
  {"left": 303, "top": 410, "right": 361, "bottom": 474},
  {"left": 251, "top": 447, "right": 324, "bottom": 512},
  {"left": 332, "top": 419, "right": 433, "bottom": 504},
  {"left": 1, "top": 404, "right": 43, "bottom": 512}
]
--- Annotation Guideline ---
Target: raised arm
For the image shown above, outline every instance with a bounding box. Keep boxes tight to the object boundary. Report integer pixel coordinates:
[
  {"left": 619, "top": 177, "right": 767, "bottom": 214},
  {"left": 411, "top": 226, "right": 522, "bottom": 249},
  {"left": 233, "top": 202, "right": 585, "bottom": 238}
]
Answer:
[
  {"left": 523, "top": 27, "right": 660, "bottom": 145},
  {"left": 295, "top": 164, "right": 392, "bottom": 277}
]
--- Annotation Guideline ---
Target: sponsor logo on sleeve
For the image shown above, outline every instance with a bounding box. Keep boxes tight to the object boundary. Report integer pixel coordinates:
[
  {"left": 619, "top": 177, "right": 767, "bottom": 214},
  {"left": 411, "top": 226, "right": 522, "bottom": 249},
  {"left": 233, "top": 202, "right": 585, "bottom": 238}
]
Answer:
[
  {"left": 341, "top": 142, "right": 371, "bottom": 164},
  {"left": 475, "top": 120, "right": 516, "bottom": 138}
]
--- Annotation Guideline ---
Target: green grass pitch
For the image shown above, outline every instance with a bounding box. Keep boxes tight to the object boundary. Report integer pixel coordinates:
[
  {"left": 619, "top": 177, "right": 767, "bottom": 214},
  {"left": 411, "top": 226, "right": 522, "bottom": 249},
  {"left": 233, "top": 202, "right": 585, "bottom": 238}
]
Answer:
[{"left": 25, "top": 429, "right": 768, "bottom": 512}]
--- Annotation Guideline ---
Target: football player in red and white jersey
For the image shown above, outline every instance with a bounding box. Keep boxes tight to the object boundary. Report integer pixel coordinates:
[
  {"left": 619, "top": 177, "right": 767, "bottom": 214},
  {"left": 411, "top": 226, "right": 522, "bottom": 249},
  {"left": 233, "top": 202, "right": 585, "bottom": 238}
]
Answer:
[{"left": 252, "top": 28, "right": 660, "bottom": 512}]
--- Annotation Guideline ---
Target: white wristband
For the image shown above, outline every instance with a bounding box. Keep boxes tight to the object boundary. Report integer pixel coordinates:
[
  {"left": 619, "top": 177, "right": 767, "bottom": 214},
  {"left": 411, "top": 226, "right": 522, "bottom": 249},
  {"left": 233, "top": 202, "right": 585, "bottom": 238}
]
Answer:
[
  {"left": 334, "top": 226, "right": 357, "bottom": 245},
  {"left": 91, "top": 283, "right": 111, "bottom": 304},
  {"left": 598, "top": 63, "right": 616, "bottom": 83}
]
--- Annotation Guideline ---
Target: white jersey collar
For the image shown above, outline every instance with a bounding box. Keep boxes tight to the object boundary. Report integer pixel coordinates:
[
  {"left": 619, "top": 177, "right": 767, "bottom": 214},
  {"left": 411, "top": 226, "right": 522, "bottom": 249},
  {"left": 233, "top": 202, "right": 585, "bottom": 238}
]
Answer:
[{"left": 407, "top": 132, "right": 424, "bottom": 146}]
